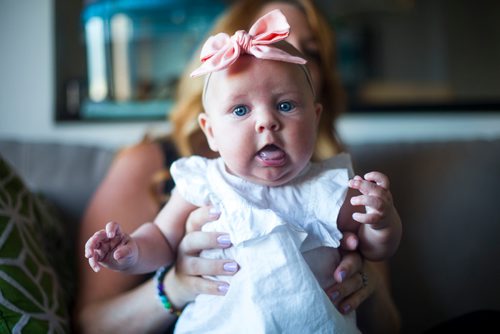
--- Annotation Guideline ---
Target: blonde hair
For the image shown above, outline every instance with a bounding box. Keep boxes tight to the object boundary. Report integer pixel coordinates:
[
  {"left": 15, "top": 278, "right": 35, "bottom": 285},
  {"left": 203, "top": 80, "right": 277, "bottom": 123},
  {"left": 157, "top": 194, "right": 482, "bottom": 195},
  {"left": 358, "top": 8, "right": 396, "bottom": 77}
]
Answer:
[{"left": 169, "top": 0, "right": 346, "bottom": 161}]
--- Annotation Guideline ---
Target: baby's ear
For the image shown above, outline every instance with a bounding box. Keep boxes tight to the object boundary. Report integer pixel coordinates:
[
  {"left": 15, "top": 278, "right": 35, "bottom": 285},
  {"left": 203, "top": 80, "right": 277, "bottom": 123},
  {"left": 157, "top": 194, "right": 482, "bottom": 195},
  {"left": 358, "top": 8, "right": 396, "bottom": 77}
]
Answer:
[{"left": 198, "top": 113, "right": 219, "bottom": 152}]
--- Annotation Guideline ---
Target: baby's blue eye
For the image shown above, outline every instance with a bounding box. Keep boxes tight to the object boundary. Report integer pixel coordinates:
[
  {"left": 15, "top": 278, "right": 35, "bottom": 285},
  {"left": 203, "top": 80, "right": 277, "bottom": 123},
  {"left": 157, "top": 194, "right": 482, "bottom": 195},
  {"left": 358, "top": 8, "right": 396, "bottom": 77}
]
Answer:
[
  {"left": 278, "top": 101, "right": 295, "bottom": 112},
  {"left": 233, "top": 105, "right": 249, "bottom": 117}
]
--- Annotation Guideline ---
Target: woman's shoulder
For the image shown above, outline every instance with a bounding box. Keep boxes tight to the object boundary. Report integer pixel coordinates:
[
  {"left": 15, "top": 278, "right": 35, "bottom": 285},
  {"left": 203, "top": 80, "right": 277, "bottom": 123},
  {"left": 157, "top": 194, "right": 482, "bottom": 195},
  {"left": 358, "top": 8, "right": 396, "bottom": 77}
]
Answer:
[
  {"left": 118, "top": 136, "right": 178, "bottom": 166},
  {"left": 116, "top": 141, "right": 162, "bottom": 167},
  {"left": 108, "top": 137, "right": 177, "bottom": 181}
]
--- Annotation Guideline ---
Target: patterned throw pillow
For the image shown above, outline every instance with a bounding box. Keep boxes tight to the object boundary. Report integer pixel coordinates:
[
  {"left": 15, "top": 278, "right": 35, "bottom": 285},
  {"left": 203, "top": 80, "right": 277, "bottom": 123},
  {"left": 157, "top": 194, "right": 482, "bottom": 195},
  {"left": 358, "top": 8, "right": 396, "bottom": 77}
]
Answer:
[{"left": 0, "top": 156, "right": 70, "bottom": 333}]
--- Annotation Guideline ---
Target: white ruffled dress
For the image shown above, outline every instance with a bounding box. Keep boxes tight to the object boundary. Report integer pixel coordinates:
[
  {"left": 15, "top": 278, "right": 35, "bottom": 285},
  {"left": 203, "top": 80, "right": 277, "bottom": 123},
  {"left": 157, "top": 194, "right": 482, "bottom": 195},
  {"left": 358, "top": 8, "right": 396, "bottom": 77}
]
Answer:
[{"left": 171, "top": 154, "right": 360, "bottom": 334}]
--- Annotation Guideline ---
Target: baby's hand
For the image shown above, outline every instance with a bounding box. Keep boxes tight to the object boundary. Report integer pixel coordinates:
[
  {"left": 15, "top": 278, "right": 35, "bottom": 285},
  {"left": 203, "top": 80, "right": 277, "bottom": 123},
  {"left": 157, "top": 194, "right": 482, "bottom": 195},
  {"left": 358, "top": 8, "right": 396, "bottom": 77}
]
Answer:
[
  {"left": 84, "top": 221, "right": 138, "bottom": 272},
  {"left": 348, "top": 172, "right": 395, "bottom": 230}
]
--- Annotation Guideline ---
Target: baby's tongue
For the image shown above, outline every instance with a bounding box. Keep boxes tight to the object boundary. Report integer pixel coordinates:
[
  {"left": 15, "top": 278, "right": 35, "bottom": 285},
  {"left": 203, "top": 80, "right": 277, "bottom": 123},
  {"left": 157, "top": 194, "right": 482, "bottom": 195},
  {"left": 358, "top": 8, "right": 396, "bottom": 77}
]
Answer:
[{"left": 258, "top": 145, "right": 285, "bottom": 160}]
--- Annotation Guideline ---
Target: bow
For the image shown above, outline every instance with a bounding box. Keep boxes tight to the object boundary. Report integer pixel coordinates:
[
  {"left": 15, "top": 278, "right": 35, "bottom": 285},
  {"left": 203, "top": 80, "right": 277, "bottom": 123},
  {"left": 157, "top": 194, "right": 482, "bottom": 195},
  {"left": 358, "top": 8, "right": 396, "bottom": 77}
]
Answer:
[{"left": 190, "top": 9, "right": 306, "bottom": 77}]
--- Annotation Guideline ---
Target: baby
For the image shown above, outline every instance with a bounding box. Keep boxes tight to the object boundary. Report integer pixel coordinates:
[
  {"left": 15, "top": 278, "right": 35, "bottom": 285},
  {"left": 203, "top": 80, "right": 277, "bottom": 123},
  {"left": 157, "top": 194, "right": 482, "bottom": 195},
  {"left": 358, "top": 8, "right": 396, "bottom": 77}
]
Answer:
[{"left": 85, "top": 9, "right": 401, "bottom": 333}]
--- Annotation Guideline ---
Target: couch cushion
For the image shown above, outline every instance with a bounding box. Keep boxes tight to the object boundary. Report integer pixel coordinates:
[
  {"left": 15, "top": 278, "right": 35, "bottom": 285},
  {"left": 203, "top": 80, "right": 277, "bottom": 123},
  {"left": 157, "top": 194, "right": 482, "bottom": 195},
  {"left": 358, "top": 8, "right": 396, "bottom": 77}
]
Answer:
[
  {"left": 349, "top": 139, "right": 500, "bottom": 333},
  {"left": 0, "top": 154, "right": 70, "bottom": 333}
]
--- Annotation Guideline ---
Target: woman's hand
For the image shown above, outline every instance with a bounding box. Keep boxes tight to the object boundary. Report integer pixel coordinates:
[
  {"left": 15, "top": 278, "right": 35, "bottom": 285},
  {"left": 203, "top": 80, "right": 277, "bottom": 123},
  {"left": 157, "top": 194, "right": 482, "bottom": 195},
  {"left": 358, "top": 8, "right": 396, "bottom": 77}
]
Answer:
[
  {"left": 163, "top": 205, "right": 240, "bottom": 310},
  {"left": 324, "top": 231, "right": 377, "bottom": 314},
  {"left": 326, "top": 253, "right": 378, "bottom": 314},
  {"left": 162, "top": 207, "right": 388, "bottom": 319}
]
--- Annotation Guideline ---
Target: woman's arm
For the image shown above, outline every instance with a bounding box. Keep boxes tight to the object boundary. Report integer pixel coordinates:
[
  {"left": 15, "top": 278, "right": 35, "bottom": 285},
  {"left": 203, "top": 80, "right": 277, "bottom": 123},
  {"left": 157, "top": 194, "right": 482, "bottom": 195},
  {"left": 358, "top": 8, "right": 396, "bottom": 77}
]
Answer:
[
  {"left": 77, "top": 207, "right": 238, "bottom": 334},
  {"left": 75, "top": 141, "right": 170, "bottom": 333},
  {"left": 355, "top": 261, "right": 401, "bottom": 334},
  {"left": 77, "top": 277, "right": 178, "bottom": 333},
  {"left": 75, "top": 142, "right": 239, "bottom": 333},
  {"left": 75, "top": 142, "right": 398, "bottom": 333}
]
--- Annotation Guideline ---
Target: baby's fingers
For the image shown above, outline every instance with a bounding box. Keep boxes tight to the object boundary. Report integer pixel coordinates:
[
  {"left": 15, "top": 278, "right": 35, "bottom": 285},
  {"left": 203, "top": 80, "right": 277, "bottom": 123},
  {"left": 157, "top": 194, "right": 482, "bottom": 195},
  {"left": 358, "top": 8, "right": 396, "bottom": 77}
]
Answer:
[
  {"left": 113, "top": 244, "right": 133, "bottom": 262},
  {"left": 105, "top": 221, "right": 121, "bottom": 238},
  {"left": 363, "top": 172, "right": 390, "bottom": 189},
  {"left": 85, "top": 230, "right": 108, "bottom": 258},
  {"left": 352, "top": 212, "right": 383, "bottom": 225},
  {"left": 88, "top": 256, "right": 102, "bottom": 272},
  {"left": 339, "top": 231, "right": 359, "bottom": 251},
  {"left": 350, "top": 194, "right": 385, "bottom": 211},
  {"left": 349, "top": 178, "right": 384, "bottom": 197}
]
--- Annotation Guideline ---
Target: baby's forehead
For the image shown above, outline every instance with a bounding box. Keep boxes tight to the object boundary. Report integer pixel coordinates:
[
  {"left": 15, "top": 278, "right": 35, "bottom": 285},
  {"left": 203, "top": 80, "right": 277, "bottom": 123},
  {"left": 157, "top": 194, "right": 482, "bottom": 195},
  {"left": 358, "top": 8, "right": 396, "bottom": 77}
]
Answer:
[
  {"left": 202, "top": 41, "right": 315, "bottom": 105},
  {"left": 203, "top": 58, "right": 313, "bottom": 112},
  {"left": 216, "top": 55, "right": 308, "bottom": 86}
]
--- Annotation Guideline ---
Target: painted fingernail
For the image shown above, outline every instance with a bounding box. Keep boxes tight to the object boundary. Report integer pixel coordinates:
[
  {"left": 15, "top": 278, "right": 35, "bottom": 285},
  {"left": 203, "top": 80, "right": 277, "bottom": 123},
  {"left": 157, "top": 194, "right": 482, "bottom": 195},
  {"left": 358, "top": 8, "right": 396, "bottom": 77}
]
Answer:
[
  {"left": 223, "top": 262, "right": 238, "bottom": 273},
  {"left": 330, "top": 291, "right": 340, "bottom": 302},
  {"left": 218, "top": 283, "right": 229, "bottom": 294},
  {"left": 217, "top": 234, "right": 232, "bottom": 247},
  {"left": 209, "top": 206, "right": 221, "bottom": 218},
  {"left": 342, "top": 304, "right": 351, "bottom": 313},
  {"left": 339, "top": 271, "right": 347, "bottom": 282}
]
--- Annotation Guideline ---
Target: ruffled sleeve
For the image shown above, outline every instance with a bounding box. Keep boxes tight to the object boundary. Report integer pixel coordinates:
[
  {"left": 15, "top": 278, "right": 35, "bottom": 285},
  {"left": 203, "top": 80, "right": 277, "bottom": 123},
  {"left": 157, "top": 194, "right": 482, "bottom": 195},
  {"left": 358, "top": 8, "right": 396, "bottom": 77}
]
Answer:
[
  {"left": 303, "top": 153, "right": 353, "bottom": 248},
  {"left": 170, "top": 156, "right": 212, "bottom": 206}
]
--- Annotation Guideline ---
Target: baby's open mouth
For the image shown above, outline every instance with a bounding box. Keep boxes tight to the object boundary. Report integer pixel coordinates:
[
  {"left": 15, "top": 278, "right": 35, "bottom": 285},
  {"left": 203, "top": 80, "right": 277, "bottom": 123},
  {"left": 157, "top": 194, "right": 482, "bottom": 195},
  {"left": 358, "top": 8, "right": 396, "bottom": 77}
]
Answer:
[{"left": 257, "top": 144, "right": 286, "bottom": 162}]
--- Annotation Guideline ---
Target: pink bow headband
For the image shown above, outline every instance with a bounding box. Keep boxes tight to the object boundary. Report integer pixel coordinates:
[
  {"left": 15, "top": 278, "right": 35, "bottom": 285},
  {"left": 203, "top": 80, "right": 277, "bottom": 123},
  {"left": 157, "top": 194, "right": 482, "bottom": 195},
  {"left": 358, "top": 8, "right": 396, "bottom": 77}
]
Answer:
[{"left": 190, "top": 9, "right": 307, "bottom": 77}]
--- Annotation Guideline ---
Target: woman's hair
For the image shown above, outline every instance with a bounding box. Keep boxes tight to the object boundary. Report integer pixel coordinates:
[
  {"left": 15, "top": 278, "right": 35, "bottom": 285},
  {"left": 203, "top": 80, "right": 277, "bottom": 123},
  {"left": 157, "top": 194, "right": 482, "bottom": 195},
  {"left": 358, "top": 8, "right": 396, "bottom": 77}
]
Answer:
[{"left": 169, "top": 0, "right": 346, "bottom": 161}]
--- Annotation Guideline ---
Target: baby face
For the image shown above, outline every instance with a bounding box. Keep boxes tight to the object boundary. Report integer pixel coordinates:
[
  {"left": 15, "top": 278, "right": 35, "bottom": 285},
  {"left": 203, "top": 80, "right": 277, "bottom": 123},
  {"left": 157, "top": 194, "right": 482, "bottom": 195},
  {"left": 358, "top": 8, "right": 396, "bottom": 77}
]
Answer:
[{"left": 199, "top": 55, "right": 322, "bottom": 186}]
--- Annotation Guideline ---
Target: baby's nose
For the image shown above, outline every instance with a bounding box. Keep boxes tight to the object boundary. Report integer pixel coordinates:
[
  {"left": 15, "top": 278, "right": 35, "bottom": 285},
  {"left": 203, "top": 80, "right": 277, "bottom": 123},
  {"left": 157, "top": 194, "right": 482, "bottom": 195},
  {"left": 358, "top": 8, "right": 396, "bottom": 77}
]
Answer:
[{"left": 255, "top": 112, "right": 281, "bottom": 133}]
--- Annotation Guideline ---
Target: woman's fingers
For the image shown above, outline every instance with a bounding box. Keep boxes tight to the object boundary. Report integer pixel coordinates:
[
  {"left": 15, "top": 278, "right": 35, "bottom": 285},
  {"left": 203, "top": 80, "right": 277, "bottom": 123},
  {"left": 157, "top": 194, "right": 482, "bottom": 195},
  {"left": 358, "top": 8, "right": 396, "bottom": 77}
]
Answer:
[
  {"left": 179, "top": 275, "right": 230, "bottom": 296},
  {"left": 176, "top": 256, "right": 239, "bottom": 277},
  {"left": 177, "top": 230, "right": 238, "bottom": 276},
  {"left": 164, "top": 266, "right": 230, "bottom": 310},
  {"left": 337, "top": 273, "right": 373, "bottom": 314},
  {"left": 329, "top": 272, "right": 365, "bottom": 306},
  {"left": 178, "top": 231, "right": 232, "bottom": 255},
  {"left": 325, "top": 251, "right": 365, "bottom": 311},
  {"left": 332, "top": 251, "right": 363, "bottom": 284},
  {"left": 166, "top": 205, "right": 237, "bottom": 309},
  {"left": 185, "top": 205, "right": 221, "bottom": 233},
  {"left": 327, "top": 259, "right": 380, "bottom": 314},
  {"left": 338, "top": 265, "right": 378, "bottom": 314}
]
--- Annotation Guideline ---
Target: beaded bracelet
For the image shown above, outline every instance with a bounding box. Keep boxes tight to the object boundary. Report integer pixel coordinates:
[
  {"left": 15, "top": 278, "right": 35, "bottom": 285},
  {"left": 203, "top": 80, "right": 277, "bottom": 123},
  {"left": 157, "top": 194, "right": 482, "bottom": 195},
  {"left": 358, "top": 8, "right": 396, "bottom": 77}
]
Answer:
[{"left": 155, "top": 266, "right": 182, "bottom": 316}]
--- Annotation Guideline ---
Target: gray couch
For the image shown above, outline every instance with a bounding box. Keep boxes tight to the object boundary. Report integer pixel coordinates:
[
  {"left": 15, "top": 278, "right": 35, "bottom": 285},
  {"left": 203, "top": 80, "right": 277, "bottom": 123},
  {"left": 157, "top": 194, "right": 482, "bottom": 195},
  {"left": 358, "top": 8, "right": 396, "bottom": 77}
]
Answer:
[{"left": 1, "top": 137, "right": 499, "bottom": 333}]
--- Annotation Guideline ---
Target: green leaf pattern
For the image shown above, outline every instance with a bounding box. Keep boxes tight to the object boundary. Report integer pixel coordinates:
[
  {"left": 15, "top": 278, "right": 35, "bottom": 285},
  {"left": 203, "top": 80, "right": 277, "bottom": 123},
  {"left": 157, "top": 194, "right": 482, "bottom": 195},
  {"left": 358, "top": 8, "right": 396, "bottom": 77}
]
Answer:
[{"left": 0, "top": 158, "right": 69, "bottom": 333}]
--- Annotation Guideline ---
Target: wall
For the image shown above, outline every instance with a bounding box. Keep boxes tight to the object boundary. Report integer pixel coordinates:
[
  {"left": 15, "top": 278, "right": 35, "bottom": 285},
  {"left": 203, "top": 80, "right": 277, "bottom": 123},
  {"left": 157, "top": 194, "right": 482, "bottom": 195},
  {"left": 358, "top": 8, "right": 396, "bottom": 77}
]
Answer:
[
  {"left": 0, "top": 0, "right": 169, "bottom": 148},
  {"left": 1, "top": 0, "right": 499, "bottom": 149}
]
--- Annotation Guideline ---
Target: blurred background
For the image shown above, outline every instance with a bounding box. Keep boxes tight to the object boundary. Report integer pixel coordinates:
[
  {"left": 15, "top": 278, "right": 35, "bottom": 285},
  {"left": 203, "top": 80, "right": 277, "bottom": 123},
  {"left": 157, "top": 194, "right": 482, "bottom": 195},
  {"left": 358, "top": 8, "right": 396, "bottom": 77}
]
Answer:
[{"left": 1, "top": 0, "right": 499, "bottom": 148}]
